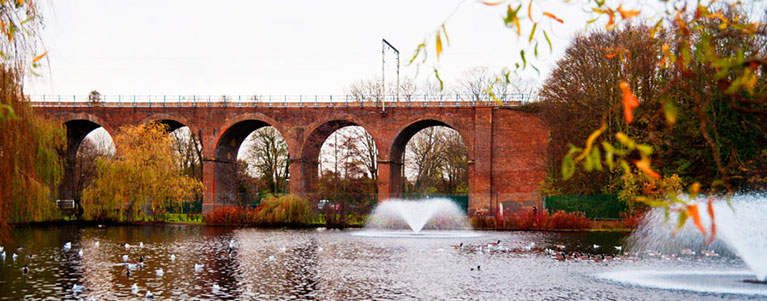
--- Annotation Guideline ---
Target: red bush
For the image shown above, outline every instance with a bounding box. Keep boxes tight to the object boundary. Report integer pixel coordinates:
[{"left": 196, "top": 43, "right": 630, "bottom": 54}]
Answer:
[{"left": 203, "top": 206, "right": 246, "bottom": 225}]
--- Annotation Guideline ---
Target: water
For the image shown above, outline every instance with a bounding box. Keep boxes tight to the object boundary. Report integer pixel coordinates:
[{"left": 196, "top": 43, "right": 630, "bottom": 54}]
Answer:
[
  {"left": 0, "top": 225, "right": 763, "bottom": 299},
  {"left": 597, "top": 194, "right": 767, "bottom": 295},
  {"left": 363, "top": 198, "right": 471, "bottom": 233}
]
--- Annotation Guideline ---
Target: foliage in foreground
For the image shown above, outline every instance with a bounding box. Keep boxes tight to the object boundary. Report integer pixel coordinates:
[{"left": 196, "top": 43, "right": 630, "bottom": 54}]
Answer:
[
  {"left": 0, "top": 0, "right": 62, "bottom": 244},
  {"left": 0, "top": 68, "right": 65, "bottom": 228},
  {"left": 203, "top": 194, "right": 312, "bottom": 226},
  {"left": 81, "top": 122, "right": 203, "bottom": 222}
]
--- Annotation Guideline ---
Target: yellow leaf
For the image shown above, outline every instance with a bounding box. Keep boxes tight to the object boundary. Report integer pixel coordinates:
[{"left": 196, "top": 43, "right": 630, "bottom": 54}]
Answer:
[
  {"left": 33, "top": 51, "right": 48, "bottom": 63},
  {"left": 689, "top": 182, "right": 700, "bottom": 199},
  {"left": 575, "top": 122, "right": 606, "bottom": 162},
  {"left": 436, "top": 33, "right": 443, "bottom": 60}
]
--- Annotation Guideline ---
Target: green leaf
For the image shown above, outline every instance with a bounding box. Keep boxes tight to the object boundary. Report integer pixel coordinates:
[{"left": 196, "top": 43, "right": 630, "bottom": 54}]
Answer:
[
  {"left": 590, "top": 147, "right": 602, "bottom": 171},
  {"left": 534, "top": 42, "right": 539, "bottom": 57},
  {"left": 662, "top": 96, "right": 677, "bottom": 125},
  {"left": 562, "top": 152, "right": 575, "bottom": 180},
  {"left": 615, "top": 132, "right": 635, "bottom": 149},
  {"left": 408, "top": 43, "right": 425, "bottom": 65},
  {"left": 520, "top": 50, "right": 526, "bottom": 69},
  {"left": 677, "top": 209, "right": 688, "bottom": 230},
  {"left": 636, "top": 144, "right": 653, "bottom": 156},
  {"left": 0, "top": 104, "right": 18, "bottom": 121},
  {"left": 528, "top": 22, "right": 537, "bottom": 42},
  {"left": 433, "top": 68, "right": 444, "bottom": 91},
  {"left": 543, "top": 30, "right": 552, "bottom": 51}
]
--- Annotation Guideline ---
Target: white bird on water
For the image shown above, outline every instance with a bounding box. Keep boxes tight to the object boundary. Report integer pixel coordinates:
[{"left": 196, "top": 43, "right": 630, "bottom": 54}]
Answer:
[
  {"left": 593, "top": 244, "right": 601, "bottom": 250},
  {"left": 212, "top": 283, "right": 221, "bottom": 293},
  {"left": 146, "top": 290, "right": 154, "bottom": 298},
  {"left": 170, "top": 254, "right": 176, "bottom": 261},
  {"left": 1, "top": 251, "right": 5, "bottom": 260},
  {"left": 72, "top": 283, "right": 84, "bottom": 293},
  {"left": 131, "top": 283, "right": 138, "bottom": 294},
  {"left": 94, "top": 241, "right": 99, "bottom": 247},
  {"left": 124, "top": 243, "right": 130, "bottom": 249},
  {"left": 63, "top": 242, "right": 72, "bottom": 250},
  {"left": 194, "top": 263, "right": 204, "bottom": 271},
  {"left": 0, "top": 246, "right": 3, "bottom": 253},
  {"left": 139, "top": 242, "right": 144, "bottom": 248},
  {"left": 268, "top": 255, "right": 275, "bottom": 261},
  {"left": 122, "top": 255, "right": 129, "bottom": 262},
  {"left": 614, "top": 246, "right": 623, "bottom": 252},
  {"left": 78, "top": 249, "right": 84, "bottom": 257},
  {"left": 12, "top": 253, "right": 17, "bottom": 261},
  {"left": 156, "top": 268, "right": 164, "bottom": 277}
]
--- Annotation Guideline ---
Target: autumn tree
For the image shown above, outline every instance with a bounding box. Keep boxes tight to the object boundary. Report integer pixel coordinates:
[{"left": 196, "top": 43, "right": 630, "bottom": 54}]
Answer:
[
  {"left": 72, "top": 130, "right": 115, "bottom": 217},
  {"left": 538, "top": 23, "right": 667, "bottom": 196},
  {"left": 0, "top": 1, "right": 65, "bottom": 243},
  {"left": 81, "top": 122, "right": 203, "bottom": 221}
]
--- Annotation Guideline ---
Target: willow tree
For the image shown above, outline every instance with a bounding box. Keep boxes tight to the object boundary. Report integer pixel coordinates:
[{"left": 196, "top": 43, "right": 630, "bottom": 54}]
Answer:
[
  {"left": 81, "top": 123, "right": 203, "bottom": 221},
  {"left": 0, "top": 1, "right": 65, "bottom": 243}
]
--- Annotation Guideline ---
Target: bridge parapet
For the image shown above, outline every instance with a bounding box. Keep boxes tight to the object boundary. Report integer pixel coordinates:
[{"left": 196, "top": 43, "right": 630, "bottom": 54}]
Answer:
[{"left": 28, "top": 94, "right": 531, "bottom": 108}]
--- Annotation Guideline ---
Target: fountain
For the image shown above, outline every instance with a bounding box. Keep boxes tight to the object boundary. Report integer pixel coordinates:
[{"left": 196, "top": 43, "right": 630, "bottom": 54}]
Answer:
[
  {"left": 352, "top": 198, "right": 481, "bottom": 238},
  {"left": 599, "top": 194, "right": 767, "bottom": 295}
]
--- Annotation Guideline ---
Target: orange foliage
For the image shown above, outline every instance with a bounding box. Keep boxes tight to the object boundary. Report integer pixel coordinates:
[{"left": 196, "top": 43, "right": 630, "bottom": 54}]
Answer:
[
  {"left": 543, "top": 12, "right": 564, "bottom": 23},
  {"left": 619, "top": 81, "right": 640, "bottom": 123},
  {"left": 686, "top": 204, "right": 707, "bottom": 237},
  {"left": 634, "top": 157, "right": 661, "bottom": 179}
]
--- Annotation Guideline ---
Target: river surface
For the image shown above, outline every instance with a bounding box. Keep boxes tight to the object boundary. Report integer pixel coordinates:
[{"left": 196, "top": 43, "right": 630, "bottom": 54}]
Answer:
[{"left": 0, "top": 225, "right": 759, "bottom": 300}]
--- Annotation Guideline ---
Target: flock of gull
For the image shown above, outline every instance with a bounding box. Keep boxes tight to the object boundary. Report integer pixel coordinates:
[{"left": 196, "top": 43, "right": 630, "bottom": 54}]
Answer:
[
  {"left": 448, "top": 240, "right": 722, "bottom": 265},
  {"left": 1, "top": 238, "right": 238, "bottom": 299},
  {"left": 2, "top": 237, "right": 726, "bottom": 298}
]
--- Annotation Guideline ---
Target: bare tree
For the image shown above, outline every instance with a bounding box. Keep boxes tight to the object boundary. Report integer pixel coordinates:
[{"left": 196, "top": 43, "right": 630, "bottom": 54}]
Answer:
[
  {"left": 170, "top": 127, "right": 203, "bottom": 180},
  {"left": 404, "top": 126, "right": 468, "bottom": 195},
  {"left": 320, "top": 126, "right": 377, "bottom": 181},
  {"left": 245, "top": 127, "right": 289, "bottom": 194}
]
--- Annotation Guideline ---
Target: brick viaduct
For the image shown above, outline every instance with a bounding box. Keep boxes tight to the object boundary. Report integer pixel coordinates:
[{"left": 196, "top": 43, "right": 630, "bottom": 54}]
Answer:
[{"left": 34, "top": 98, "right": 548, "bottom": 214}]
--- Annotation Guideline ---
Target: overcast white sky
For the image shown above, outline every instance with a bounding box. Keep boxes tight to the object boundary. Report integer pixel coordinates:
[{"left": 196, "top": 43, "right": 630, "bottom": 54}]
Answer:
[{"left": 23, "top": 0, "right": 622, "bottom": 96}]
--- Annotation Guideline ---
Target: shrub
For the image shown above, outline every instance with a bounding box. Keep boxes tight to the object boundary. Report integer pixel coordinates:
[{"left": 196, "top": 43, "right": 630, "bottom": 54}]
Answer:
[
  {"left": 255, "top": 194, "right": 311, "bottom": 226},
  {"left": 203, "top": 194, "right": 312, "bottom": 226},
  {"left": 203, "top": 206, "right": 246, "bottom": 225}
]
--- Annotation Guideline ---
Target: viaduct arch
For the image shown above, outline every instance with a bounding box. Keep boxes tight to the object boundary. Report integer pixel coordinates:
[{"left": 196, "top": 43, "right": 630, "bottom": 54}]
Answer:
[{"left": 36, "top": 101, "right": 548, "bottom": 215}]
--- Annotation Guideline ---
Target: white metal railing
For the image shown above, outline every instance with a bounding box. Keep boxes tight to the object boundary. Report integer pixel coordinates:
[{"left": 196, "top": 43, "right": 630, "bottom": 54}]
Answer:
[{"left": 27, "top": 94, "right": 534, "bottom": 108}]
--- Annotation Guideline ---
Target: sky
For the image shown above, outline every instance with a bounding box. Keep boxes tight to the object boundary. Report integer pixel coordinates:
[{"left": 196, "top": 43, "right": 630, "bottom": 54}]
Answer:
[{"left": 23, "top": 0, "right": 615, "bottom": 97}]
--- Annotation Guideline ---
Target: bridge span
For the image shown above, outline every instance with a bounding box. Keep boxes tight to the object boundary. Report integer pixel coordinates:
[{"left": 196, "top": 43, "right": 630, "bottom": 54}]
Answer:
[{"left": 32, "top": 94, "right": 548, "bottom": 215}]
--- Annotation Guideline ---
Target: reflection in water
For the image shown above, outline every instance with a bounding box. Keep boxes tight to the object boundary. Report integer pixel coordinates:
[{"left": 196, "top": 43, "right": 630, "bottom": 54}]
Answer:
[{"left": 0, "top": 225, "right": 760, "bottom": 300}]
